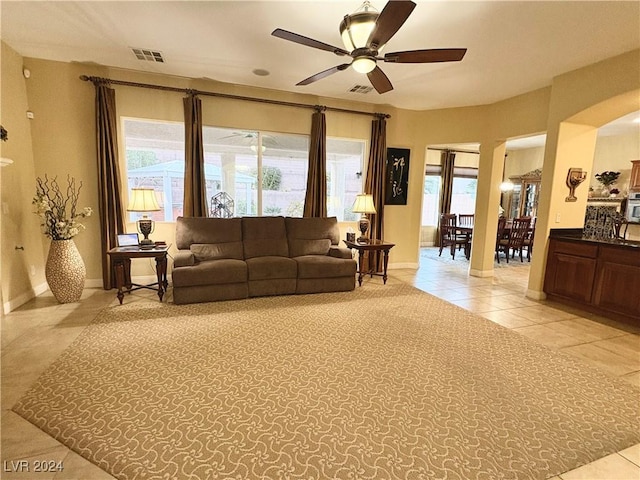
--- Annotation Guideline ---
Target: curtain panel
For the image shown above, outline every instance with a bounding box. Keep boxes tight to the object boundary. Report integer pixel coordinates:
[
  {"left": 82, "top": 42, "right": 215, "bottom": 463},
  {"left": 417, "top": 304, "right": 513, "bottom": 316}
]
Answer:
[
  {"left": 303, "top": 108, "right": 327, "bottom": 217},
  {"left": 436, "top": 150, "right": 456, "bottom": 247},
  {"left": 95, "top": 83, "right": 125, "bottom": 289},
  {"left": 364, "top": 116, "right": 387, "bottom": 269},
  {"left": 183, "top": 94, "right": 208, "bottom": 217}
]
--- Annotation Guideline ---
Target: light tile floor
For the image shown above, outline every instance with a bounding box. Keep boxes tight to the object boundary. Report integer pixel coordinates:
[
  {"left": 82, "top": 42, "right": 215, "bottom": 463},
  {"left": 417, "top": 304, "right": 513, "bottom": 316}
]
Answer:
[{"left": 1, "top": 248, "right": 638, "bottom": 479}]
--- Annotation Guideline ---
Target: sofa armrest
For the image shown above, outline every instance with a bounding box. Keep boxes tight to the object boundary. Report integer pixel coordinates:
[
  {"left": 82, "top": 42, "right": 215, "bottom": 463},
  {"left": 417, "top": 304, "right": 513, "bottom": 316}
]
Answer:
[
  {"left": 174, "top": 250, "right": 195, "bottom": 267},
  {"left": 328, "top": 246, "right": 353, "bottom": 259}
]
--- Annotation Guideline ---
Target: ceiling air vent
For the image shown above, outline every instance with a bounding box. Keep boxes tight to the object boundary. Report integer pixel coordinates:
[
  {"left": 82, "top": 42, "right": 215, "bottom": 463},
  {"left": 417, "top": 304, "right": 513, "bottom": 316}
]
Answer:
[
  {"left": 348, "top": 84, "right": 374, "bottom": 94},
  {"left": 131, "top": 48, "right": 165, "bottom": 63}
]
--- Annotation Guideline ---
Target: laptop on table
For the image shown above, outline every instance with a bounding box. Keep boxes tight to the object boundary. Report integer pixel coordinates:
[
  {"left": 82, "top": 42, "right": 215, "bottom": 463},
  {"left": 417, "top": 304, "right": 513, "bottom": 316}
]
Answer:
[{"left": 117, "top": 233, "right": 141, "bottom": 251}]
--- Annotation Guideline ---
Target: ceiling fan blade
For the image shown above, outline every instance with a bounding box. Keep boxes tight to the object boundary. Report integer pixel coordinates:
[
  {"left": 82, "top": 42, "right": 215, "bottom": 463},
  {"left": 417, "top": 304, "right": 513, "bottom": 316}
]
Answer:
[
  {"left": 368, "top": 1, "right": 416, "bottom": 50},
  {"left": 272, "top": 28, "right": 349, "bottom": 56},
  {"left": 296, "top": 64, "right": 351, "bottom": 86},
  {"left": 367, "top": 66, "right": 393, "bottom": 94},
  {"left": 384, "top": 48, "right": 467, "bottom": 63}
]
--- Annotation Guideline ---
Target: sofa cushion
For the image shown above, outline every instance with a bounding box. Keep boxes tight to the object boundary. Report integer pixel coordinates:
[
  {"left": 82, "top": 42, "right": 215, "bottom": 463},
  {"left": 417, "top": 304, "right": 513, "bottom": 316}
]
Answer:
[
  {"left": 176, "top": 217, "right": 242, "bottom": 250},
  {"left": 172, "top": 259, "right": 247, "bottom": 287},
  {"left": 288, "top": 238, "right": 332, "bottom": 257},
  {"left": 190, "top": 242, "right": 243, "bottom": 261},
  {"left": 295, "top": 255, "right": 356, "bottom": 279},
  {"left": 242, "top": 216, "right": 289, "bottom": 258},
  {"left": 285, "top": 217, "right": 341, "bottom": 257},
  {"left": 246, "top": 256, "right": 297, "bottom": 281}
]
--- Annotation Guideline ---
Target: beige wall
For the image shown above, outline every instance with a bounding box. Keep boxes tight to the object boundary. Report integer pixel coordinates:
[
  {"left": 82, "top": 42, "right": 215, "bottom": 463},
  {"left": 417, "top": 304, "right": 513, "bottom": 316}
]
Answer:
[
  {"left": 592, "top": 131, "right": 640, "bottom": 192},
  {"left": 1, "top": 43, "right": 47, "bottom": 313},
  {"left": 2, "top": 41, "right": 639, "bottom": 311}
]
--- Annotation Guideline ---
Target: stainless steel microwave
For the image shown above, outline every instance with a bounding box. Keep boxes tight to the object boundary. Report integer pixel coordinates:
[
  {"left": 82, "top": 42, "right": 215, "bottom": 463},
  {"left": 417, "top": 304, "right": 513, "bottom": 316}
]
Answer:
[{"left": 627, "top": 192, "right": 640, "bottom": 222}]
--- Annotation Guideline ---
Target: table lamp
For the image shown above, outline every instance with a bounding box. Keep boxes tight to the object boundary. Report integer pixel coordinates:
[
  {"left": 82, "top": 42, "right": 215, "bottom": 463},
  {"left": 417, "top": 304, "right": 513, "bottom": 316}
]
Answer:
[
  {"left": 127, "top": 187, "right": 161, "bottom": 246},
  {"left": 352, "top": 193, "right": 377, "bottom": 243}
]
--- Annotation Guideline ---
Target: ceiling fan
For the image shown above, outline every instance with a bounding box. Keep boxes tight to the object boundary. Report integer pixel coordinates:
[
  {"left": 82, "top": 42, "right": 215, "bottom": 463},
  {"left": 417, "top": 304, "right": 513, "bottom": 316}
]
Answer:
[{"left": 272, "top": 0, "right": 467, "bottom": 94}]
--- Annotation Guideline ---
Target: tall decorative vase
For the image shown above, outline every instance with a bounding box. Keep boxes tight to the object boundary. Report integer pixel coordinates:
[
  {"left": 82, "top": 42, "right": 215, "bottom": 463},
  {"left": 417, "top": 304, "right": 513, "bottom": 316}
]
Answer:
[{"left": 45, "top": 239, "right": 86, "bottom": 303}]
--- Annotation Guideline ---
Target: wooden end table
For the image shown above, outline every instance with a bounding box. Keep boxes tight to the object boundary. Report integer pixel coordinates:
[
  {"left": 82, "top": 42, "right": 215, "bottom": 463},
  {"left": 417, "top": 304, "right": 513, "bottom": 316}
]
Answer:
[
  {"left": 343, "top": 239, "right": 395, "bottom": 286},
  {"left": 107, "top": 244, "right": 170, "bottom": 304}
]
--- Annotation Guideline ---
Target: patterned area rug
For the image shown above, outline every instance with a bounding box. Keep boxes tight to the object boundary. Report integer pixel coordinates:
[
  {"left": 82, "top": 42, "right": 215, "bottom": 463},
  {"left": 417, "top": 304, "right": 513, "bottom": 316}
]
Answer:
[{"left": 13, "top": 283, "right": 639, "bottom": 480}]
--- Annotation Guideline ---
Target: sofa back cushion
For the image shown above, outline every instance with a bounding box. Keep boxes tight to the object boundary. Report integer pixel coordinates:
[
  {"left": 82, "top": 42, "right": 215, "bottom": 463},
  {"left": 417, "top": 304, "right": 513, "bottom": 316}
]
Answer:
[
  {"left": 285, "top": 217, "right": 340, "bottom": 257},
  {"left": 242, "top": 216, "right": 289, "bottom": 259},
  {"left": 175, "top": 217, "right": 243, "bottom": 253}
]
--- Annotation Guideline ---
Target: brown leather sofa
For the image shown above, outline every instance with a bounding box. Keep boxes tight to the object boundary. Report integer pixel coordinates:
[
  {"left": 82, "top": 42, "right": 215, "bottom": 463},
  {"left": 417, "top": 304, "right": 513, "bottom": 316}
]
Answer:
[{"left": 172, "top": 216, "right": 356, "bottom": 304}]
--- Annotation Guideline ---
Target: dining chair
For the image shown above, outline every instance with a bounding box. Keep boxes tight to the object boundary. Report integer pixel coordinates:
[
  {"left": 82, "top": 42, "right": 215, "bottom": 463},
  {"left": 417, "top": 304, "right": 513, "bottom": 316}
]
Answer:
[
  {"left": 458, "top": 214, "right": 474, "bottom": 227},
  {"left": 522, "top": 217, "right": 536, "bottom": 261},
  {"left": 439, "top": 213, "right": 469, "bottom": 259},
  {"left": 497, "top": 216, "right": 531, "bottom": 263},
  {"left": 495, "top": 216, "right": 507, "bottom": 263}
]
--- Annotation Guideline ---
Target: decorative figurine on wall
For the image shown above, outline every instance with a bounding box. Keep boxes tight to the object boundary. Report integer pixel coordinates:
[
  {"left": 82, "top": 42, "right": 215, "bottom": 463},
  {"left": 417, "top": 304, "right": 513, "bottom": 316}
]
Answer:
[{"left": 566, "top": 168, "right": 587, "bottom": 202}]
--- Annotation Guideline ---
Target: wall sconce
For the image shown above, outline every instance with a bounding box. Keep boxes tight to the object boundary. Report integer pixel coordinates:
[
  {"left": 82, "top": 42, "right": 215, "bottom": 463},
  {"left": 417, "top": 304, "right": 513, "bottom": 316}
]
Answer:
[{"left": 566, "top": 168, "right": 587, "bottom": 202}]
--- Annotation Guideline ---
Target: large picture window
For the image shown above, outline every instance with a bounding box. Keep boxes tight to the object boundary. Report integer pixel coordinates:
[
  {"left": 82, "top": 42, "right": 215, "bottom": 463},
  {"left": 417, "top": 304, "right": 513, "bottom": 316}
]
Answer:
[{"left": 123, "top": 118, "right": 365, "bottom": 221}]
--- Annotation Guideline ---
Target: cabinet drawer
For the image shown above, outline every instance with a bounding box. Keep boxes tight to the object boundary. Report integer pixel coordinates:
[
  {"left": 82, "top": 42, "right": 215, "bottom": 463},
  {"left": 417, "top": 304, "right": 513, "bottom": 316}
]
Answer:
[{"left": 552, "top": 239, "right": 598, "bottom": 258}]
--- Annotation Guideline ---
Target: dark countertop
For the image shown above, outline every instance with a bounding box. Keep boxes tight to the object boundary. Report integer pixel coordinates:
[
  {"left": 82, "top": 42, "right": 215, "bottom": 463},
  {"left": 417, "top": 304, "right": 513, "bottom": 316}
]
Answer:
[{"left": 549, "top": 228, "right": 640, "bottom": 249}]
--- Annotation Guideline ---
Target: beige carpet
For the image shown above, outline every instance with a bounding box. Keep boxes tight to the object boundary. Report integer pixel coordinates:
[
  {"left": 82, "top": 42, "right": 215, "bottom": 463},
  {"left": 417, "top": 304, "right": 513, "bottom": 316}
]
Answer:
[{"left": 13, "top": 283, "right": 640, "bottom": 480}]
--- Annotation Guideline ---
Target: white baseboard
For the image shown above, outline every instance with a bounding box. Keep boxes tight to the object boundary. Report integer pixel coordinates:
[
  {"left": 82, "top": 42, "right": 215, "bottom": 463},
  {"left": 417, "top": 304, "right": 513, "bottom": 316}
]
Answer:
[
  {"left": 420, "top": 242, "right": 435, "bottom": 247},
  {"left": 526, "top": 289, "right": 547, "bottom": 301},
  {"left": 469, "top": 268, "right": 494, "bottom": 278},
  {"left": 3, "top": 281, "right": 49, "bottom": 314},
  {"left": 388, "top": 263, "right": 419, "bottom": 270}
]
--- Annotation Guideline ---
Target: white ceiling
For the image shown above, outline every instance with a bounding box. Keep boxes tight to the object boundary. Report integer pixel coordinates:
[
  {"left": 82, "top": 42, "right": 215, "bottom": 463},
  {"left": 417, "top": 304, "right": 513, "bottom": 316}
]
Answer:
[
  {"left": 2, "top": 0, "right": 639, "bottom": 112},
  {"left": 1, "top": 1, "right": 638, "bottom": 150}
]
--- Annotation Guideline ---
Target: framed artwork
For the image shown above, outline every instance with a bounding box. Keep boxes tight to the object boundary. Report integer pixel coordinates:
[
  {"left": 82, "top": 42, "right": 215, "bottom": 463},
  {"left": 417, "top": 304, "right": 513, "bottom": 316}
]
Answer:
[{"left": 385, "top": 147, "right": 410, "bottom": 205}]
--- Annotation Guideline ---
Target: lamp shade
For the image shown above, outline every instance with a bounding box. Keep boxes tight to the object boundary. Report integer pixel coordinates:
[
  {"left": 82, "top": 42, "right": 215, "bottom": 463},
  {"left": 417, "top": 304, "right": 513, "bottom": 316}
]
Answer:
[
  {"left": 339, "top": 2, "right": 379, "bottom": 51},
  {"left": 352, "top": 193, "right": 377, "bottom": 214},
  {"left": 127, "top": 188, "right": 160, "bottom": 212}
]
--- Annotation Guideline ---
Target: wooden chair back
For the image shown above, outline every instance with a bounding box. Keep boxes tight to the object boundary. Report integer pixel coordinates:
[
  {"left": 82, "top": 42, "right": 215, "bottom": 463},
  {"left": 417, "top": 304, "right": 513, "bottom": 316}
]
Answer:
[
  {"left": 509, "top": 217, "right": 532, "bottom": 249},
  {"left": 496, "top": 217, "right": 507, "bottom": 247},
  {"left": 458, "top": 214, "right": 474, "bottom": 227},
  {"left": 439, "top": 213, "right": 458, "bottom": 241}
]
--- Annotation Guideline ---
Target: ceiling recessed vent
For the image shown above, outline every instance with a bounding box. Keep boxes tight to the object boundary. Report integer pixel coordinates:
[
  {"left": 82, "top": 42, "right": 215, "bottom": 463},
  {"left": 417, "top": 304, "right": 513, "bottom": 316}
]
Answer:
[
  {"left": 349, "top": 84, "right": 374, "bottom": 94},
  {"left": 131, "top": 48, "right": 165, "bottom": 63}
]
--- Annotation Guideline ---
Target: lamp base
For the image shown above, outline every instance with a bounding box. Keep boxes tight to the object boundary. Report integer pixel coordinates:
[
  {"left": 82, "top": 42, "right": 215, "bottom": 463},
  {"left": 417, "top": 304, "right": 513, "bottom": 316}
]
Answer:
[
  {"left": 358, "top": 217, "right": 370, "bottom": 243},
  {"left": 137, "top": 218, "right": 155, "bottom": 246}
]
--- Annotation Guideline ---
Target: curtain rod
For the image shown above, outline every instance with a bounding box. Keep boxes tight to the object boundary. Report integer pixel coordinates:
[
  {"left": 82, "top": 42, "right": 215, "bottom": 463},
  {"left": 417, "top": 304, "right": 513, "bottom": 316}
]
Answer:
[
  {"left": 79, "top": 75, "right": 391, "bottom": 119},
  {"left": 428, "top": 147, "right": 479, "bottom": 155}
]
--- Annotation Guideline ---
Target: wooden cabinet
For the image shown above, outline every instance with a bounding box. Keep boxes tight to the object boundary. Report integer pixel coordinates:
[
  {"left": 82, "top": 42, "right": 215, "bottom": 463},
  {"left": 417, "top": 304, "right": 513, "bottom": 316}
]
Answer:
[
  {"left": 592, "top": 246, "right": 640, "bottom": 318},
  {"left": 544, "top": 240, "right": 597, "bottom": 303},
  {"left": 504, "top": 169, "right": 542, "bottom": 219},
  {"left": 544, "top": 237, "right": 640, "bottom": 324},
  {"left": 630, "top": 160, "right": 640, "bottom": 190}
]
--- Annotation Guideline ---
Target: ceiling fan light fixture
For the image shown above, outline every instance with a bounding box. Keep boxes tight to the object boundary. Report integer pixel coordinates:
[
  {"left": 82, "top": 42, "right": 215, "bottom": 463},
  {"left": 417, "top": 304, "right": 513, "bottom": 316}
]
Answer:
[
  {"left": 339, "top": 1, "right": 379, "bottom": 51},
  {"left": 352, "top": 56, "right": 377, "bottom": 73}
]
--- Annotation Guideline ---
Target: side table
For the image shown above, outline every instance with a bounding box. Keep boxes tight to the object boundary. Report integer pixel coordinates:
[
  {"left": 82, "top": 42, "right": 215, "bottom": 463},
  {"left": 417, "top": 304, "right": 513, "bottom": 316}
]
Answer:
[
  {"left": 343, "top": 239, "right": 395, "bottom": 286},
  {"left": 107, "top": 244, "right": 170, "bottom": 304}
]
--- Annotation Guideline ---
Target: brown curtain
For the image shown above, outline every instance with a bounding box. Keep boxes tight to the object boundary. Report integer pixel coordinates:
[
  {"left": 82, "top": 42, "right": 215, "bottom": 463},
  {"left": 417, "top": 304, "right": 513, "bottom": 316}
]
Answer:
[
  {"left": 183, "top": 94, "right": 208, "bottom": 217},
  {"left": 435, "top": 150, "right": 456, "bottom": 247},
  {"left": 440, "top": 149, "right": 455, "bottom": 214},
  {"left": 364, "top": 116, "right": 387, "bottom": 268},
  {"left": 303, "top": 108, "right": 327, "bottom": 217},
  {"left": 95, "top": 83, "right": 125, "bottom": 289}
]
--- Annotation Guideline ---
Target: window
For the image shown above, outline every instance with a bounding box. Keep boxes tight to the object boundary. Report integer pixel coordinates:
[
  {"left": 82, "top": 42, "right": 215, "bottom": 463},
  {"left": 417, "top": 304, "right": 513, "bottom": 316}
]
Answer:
[
  {"left": 123, "top": 119, "right": 365, "bottom": 221},
  {"left": 422, "top": 166, "right": 441, "bottom": 226},
  {"left": 203, "top": 127, "right": 309, "bottom": 217},
  {"left": 124, "top": 118, "right": 185, "bottom": 222},
  {"left": 422, "top": 175, "right": 442, "bottom": 226},
  {"left": 450, "top": 167, "right": 478, "bottom": 215}
]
